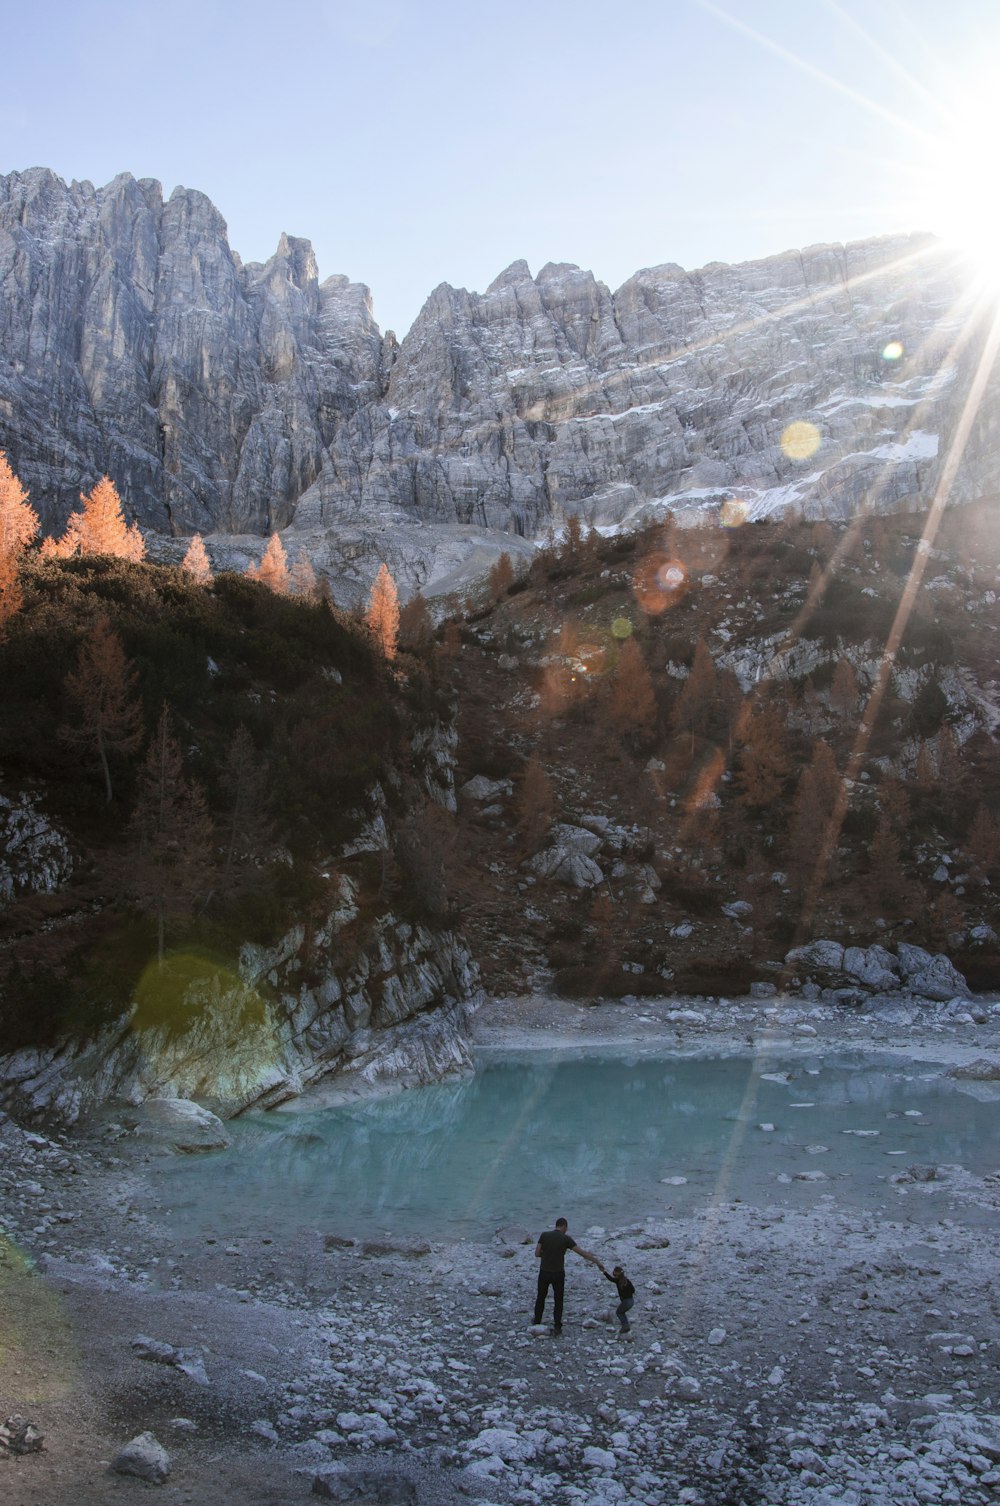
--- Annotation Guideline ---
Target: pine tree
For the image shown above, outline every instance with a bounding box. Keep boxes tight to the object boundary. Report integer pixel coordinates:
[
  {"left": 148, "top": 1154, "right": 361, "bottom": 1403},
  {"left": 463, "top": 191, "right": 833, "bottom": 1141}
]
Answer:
[
  {"left": 610, "top": 636, "right": 657, "bottom": 744},
  {"left": 51, "top": 476, "right": 145, "bottom": 561},
  {"left": 129, "top": 705, "right": 215, "bottom": 965},
  {"left": 246, "top": 532, "right": 290, "bottom": 594},
  {"left": 61, "top": 614, "right": 143, "bottom": 802},
  {"left": 181, "top": 533, "right": 213, "bottom": 585},
  {"left": 288, "top": 551, "right": 318, "bottom": 599},
  {"left": 0, "top": 451, "right": 39, "bottom": 559},
  {"left": 366, "top": 562, "right": 400, "bottom": 660}
]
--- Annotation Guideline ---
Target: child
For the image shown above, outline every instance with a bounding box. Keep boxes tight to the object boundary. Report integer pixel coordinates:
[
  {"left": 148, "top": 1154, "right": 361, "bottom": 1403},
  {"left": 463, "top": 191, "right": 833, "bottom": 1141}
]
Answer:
[{"left": 599, "top": 1263, "right": 636, "bottom": 1336}]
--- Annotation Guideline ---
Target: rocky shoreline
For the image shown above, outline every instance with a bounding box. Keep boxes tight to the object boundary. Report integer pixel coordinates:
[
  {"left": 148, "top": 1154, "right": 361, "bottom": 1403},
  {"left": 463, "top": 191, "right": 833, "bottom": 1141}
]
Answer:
[{"left": 2, "top": 992, "right": 1000, "bottom": 1505}]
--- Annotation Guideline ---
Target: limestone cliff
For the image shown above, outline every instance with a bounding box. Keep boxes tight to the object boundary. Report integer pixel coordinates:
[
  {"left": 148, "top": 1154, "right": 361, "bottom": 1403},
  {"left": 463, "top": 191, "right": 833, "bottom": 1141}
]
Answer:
[
  {"left": 2, "top": 169, "right": 995, "bottom": 602},
  {"left": 0, "top": 877, "right": 481, "bottom": 1125}
]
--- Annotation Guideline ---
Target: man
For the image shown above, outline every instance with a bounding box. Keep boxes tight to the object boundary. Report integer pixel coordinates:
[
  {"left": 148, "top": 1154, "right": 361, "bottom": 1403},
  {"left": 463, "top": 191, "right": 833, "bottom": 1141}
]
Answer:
[{"left": 533, "top": 1217, "right": 602, "bottom": 1334}]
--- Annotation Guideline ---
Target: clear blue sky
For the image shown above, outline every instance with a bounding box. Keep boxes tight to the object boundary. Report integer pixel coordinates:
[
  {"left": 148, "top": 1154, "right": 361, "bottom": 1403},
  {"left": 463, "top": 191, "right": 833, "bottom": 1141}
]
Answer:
[{"left": 5, "top": 1, "right": 1000, "bottom": 335}]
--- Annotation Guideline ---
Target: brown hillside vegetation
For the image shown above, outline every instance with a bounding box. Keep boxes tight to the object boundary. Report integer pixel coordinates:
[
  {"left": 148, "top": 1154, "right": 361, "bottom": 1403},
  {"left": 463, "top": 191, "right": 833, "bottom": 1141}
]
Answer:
[{"left": 436, "top": 505, "right": 1000, "bottom": 998}]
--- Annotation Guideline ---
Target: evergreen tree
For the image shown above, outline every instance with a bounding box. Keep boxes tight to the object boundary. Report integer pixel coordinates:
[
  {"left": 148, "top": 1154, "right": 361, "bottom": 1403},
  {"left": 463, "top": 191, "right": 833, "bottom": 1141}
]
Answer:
[
  {"left": 246, "top": 533, "right": 290, "bottom": 594},
  {"left": 181, "top": 533, "right": 213, "bottom": 585},
  {"left": 129, "top": 705, "right": 214, "bottom": 965},
  {"left": 366, "top": 562, "right": 400, "bottom": 659},
  {"left": 0, "top": 451, "right": 39, "bottom": 559},
  {"left": 50, "top": 476, "right": 145, "bottom": 561},
  {"left": 61, "top": 614, "right": 143, "bottom": 802}
]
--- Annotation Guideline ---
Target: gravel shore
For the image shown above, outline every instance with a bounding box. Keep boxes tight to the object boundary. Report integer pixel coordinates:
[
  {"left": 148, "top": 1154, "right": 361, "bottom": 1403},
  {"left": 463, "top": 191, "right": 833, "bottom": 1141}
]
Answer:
[{"left": 2, "top": 993, "right": 1000, "bottom": 1505}]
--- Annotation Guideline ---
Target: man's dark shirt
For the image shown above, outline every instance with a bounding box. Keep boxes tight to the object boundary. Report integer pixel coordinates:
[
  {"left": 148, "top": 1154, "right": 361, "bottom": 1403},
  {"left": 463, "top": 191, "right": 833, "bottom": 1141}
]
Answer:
[{"left": 537, "top": 1229, "right": 576, "bottom": 1271}]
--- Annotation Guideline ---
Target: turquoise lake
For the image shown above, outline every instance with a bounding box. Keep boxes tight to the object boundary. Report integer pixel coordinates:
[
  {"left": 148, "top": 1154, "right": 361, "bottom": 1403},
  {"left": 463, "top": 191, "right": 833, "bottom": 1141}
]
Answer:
[{"left": 153, "top": 1049, "right": 1000, "bottom": 1241}]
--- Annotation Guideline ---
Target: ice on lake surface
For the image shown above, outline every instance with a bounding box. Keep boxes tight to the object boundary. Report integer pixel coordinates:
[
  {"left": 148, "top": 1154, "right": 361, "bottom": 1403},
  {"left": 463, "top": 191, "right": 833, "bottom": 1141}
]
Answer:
[{"left": 154, "top": 1048, "right": 1000, "bottom": 1241}]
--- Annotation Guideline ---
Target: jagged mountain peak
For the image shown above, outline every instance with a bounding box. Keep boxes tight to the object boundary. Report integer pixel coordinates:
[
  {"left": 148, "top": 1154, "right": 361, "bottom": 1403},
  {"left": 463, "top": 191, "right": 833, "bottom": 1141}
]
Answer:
[{"left": 0, "top": 168, "right": 991, "bottom": 606}]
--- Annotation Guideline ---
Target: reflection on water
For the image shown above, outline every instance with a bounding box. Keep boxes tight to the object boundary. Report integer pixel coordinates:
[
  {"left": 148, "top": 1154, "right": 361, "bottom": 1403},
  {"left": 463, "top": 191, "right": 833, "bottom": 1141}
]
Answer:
[{"left": 154, "top": 1049, "right": 1000, "bottom": 1241}]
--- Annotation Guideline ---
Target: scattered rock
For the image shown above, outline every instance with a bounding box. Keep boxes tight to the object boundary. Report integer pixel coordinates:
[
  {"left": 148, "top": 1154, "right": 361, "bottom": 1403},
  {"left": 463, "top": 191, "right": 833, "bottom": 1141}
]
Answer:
[
  {"left": 0, "top": 1414, "right": 44, "bottom": 1456},
  {"left": 110, "top": 1431, "right": 171, "bottom": 1483}
]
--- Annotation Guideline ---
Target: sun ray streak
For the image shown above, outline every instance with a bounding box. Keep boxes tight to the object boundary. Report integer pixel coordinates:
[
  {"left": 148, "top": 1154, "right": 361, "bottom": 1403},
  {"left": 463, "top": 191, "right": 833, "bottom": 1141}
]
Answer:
[
  {"left": 787, "top": 293, "right": 1000, "bottom": 951},
  {"left": 695, "top": 0, "right": 937, "bottom": 144}
]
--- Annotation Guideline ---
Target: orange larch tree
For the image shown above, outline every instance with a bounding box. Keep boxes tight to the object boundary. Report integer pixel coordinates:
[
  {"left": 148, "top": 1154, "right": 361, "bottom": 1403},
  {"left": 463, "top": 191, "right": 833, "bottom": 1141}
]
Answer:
[
  {"left": 398, "top": 590, "right": 434, "bottom": 653},
  {"left": 488, "top": 551, "right": 515, "bottom": 602},
  {"left": 0, "top": 552, "right": 23, "bottom": 635},
  {"left": 289, "top": 551, "right": 319, "bottom": 599},
  {"left": 51, "top": 476, "right": 145, "bottom": 561},
  {"left": 737, "top": 699, "right": 792, "bottom": 809},
  {"left": 610, "top": 635, "right": 657, "bottom": 744},
  {"left": 366, "top": 562, "right": 400, "bottom": 660},
  {"left": 671, "top": 636, "right": 717, "bottom": 752},
  {"left": 61, "top": 613, "right": 144, "bottom": 802},
  {"left": 0, "top": 451, "right": 39, "bottom": 559},
  {"left": 516, "top": 752, "right": 555, "bottom": 853},
  {"left": 246, "top": 533, "right": 290, "bottom": 594},
  {"left": 181, "top": 533, "right": 213, "bottom": 585}
]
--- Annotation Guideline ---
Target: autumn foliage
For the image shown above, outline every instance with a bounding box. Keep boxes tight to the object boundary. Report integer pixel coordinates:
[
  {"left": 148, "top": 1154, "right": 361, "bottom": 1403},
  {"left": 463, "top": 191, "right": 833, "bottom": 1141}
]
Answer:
[
  {"left": 181, "top": 533, "right": 213, "bottom": 585},
  {"left": 0, "top": 451, "right": 39, "bottom": 559},
  {"left": 366, "top": 562, "right": 400, "bottom": 660},
  {"left": 46, "top": 476, "right": 145, "bottom": 561},
  {"left": 246, "top": 532, "right": 290, "bottom": 594}
]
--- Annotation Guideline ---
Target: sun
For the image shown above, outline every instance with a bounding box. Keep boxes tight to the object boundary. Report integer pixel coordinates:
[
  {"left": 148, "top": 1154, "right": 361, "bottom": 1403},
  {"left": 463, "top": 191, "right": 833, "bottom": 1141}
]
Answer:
[{"left": 921, "top": 86, "right": 1000, "bottom": 288}]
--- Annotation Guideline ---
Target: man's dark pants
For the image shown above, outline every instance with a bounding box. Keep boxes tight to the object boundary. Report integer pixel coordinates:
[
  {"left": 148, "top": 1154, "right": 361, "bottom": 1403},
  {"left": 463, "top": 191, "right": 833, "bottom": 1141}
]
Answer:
[{"left": 534, "top": 1269, "right": 565, "bottom": 1327}]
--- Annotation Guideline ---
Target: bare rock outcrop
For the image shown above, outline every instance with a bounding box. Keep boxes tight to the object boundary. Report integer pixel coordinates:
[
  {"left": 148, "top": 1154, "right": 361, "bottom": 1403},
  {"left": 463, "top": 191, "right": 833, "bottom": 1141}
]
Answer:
[
  {"left": 3, "top": 168, "right": 997, "bottom": 603},
  {"left": 0, "top": 876, "right": 482, "bottom": 1124}
]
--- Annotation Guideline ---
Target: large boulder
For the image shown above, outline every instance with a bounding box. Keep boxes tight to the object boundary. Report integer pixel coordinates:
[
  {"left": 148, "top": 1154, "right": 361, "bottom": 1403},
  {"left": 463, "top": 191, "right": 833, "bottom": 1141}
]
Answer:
[
  {"left": 127, "top": 1097, "right": 232, "bottom": 1153},
  {"left": 528, "top": 846, "right": 604, "bottom": 889},
  {"left": 842, "top": 944, "right": 899, "bottom": 991},
  {"left": 785, "top": 941, "right": 845, "bottom": 973},
  {"left": 111, "top": 1432, "right": 171, "bottom": 1483},
  {"left": 896, "top": 943, "right": 971, "bottom": 1000}
]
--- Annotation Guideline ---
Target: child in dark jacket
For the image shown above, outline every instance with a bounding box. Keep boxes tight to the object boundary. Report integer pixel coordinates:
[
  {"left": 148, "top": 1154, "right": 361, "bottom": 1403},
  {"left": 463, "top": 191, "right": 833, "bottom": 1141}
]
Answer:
[{"left": 599, "top": 1263, "right": 636, "bottom": 1334}]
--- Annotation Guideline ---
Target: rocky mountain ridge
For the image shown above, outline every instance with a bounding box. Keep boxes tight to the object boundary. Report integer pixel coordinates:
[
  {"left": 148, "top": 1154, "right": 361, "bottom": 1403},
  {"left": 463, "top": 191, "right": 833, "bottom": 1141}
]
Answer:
[{"left": 2, "top": 168, "right": 996, "bottom": 601}]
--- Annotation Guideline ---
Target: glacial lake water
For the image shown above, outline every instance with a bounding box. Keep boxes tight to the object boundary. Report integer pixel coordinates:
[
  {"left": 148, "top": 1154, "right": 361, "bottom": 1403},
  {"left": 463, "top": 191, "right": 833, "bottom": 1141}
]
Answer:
[{"left": 153, "top": 1048, "right": 1000, "bottom": 1242}]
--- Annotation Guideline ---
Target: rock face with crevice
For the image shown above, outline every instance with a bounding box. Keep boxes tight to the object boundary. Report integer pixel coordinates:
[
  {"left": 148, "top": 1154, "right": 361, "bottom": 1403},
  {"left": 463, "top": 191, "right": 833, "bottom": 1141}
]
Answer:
[
  {"left": 2, "top": 168, "right": 997, "bottom": 601},
  {"left": 0, "top": 878, "right": 481, "bottom": 1125}
]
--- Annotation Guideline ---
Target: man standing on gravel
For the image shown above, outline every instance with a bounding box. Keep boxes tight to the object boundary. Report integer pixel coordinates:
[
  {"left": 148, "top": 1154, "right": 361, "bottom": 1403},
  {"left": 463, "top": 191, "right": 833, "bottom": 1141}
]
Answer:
[{"left": 533, "top": 1217, "right": 603, "bottom": 1334}]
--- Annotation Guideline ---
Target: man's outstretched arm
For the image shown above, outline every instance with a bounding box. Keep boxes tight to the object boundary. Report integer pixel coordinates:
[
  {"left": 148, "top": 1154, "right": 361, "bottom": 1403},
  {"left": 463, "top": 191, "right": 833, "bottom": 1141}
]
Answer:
[{"left": 572, "top": 1245, "right": 603, "bottom": 1266}]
